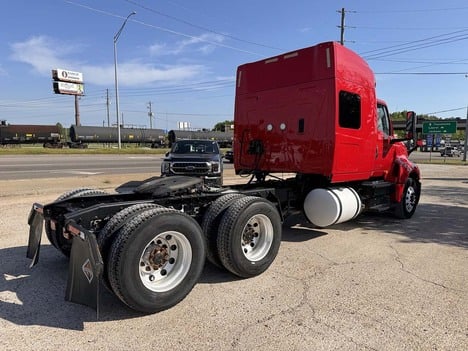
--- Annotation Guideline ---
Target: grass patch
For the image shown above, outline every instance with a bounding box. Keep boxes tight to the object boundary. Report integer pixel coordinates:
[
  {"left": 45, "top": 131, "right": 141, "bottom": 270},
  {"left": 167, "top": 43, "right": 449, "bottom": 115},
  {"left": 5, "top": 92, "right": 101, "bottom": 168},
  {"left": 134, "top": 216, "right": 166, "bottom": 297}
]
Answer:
[
  {"left": 0, "top": 145, "right": 232, "bottom": 155},
  {"left": 0, "top": 145, "right": 169, "bottom": 155},
  {"left": 417, "top": 158, "right": 467, "bottom": 166}
]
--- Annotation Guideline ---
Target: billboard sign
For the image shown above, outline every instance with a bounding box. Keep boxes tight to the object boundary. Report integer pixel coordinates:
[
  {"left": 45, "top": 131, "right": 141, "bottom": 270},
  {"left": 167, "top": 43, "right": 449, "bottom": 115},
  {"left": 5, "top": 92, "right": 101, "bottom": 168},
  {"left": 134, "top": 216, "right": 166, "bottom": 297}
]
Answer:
[
  {"left": 53, "top": 81, "right": 84, "bottom": 96},
  {"left": 52, "top": 69, "right": 83, "bottom": 83}
]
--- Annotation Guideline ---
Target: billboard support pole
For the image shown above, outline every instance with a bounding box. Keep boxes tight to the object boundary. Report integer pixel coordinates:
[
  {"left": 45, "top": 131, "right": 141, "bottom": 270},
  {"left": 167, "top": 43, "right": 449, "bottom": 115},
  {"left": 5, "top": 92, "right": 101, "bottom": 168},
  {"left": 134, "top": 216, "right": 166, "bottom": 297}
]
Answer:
[{"left": 74, "top": 95, "right": 80, "bottom": 126}]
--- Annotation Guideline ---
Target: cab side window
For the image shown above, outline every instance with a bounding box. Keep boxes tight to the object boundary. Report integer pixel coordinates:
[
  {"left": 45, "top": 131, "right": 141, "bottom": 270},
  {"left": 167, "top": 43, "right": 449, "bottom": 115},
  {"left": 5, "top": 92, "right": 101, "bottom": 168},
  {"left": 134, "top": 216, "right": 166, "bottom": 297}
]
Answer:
[
  {"left": 339, "top": 91, "right": 361, "bottom": 129},
  {"left": 377, "top": 104, "right": 390, "bottom": 136}
]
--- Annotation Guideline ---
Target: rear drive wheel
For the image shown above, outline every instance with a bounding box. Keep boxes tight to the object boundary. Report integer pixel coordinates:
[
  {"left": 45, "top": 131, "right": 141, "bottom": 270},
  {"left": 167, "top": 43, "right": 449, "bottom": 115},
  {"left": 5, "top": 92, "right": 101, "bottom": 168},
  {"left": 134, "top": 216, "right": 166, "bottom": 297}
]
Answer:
[
  {"left": 395, "top": 178, "right": 420, "bottom": 219},
  {"left": 107, "top": 208, "right": 205, "bottom": 313},
  {"left": 45, "top": 188, "right": 107, "bottom": 257},
  {"left": 201, "top": 193, "right": 245, "bottom": 267},
  {"left": 97, "top": 203, "right": 162, "bottom": 289},
  {"left": 217, "top": 196, "right": 282, "bottom": 278}
]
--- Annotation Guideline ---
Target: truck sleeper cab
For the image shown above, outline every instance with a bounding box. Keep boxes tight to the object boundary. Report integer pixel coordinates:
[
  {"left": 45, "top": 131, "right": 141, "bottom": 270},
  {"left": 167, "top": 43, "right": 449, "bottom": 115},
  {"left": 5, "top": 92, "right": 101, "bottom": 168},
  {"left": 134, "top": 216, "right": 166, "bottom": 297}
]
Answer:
[{"left": 234, "top": 41, "right": 420, "bottom": 224}]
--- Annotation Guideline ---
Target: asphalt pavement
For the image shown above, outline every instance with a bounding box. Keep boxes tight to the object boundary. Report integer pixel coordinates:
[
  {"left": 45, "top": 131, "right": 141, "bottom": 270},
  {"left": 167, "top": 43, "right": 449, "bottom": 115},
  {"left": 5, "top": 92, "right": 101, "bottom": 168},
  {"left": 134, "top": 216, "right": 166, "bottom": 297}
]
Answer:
[{"left": 0, "top": 163, "right": 466, "bottom": 351}]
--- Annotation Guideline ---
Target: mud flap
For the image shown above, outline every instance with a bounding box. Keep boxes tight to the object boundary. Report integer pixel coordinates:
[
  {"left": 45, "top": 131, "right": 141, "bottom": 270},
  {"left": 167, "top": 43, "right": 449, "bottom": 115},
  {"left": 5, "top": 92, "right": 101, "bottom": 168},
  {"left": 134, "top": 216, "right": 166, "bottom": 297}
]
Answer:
[
  {"left": 65, "top": 222, "right": 103, "bottom": 318},
  {"left": 27, "top": 203, "right": 44, "bottom": 267}
]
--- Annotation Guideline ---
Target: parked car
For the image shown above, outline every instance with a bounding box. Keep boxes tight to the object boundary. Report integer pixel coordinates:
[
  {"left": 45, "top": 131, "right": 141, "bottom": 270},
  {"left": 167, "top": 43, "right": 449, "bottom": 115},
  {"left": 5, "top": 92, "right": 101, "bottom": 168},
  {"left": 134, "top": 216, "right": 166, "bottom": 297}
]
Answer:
[
  {"left": 224, "top": 149, "right": 234, "bottom": 163},
  {"left": 161, "top": 139, "right": 223, "bottom": 186},
  {"left": 440, "top": 146, "right": 461, "bottom": 157}
]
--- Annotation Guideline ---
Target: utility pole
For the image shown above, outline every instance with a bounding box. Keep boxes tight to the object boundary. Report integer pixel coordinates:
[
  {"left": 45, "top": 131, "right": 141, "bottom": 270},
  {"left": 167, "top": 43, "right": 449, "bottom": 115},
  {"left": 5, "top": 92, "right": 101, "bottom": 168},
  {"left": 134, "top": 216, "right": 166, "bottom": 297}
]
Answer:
[
  {"left": 339, "top": 8, "right": 345, "bottom": 45},
  {"left": 147, "top": 101, "right": 154, "bottom": 129},
  {"left": 106, "top": 88, "right": 110, "bottom": 127},
  {"left": 337, "top": 8, "right": 355, "bottom": 46}
]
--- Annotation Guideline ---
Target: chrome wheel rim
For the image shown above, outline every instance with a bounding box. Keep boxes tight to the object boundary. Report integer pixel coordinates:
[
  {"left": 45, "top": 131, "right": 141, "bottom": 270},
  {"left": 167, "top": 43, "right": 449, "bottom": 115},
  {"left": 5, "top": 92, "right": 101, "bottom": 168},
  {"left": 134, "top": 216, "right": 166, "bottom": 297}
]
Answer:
[
  {"left": 405, "top": 185, "right": 417, "bottom": 213},
  {"left": 240, "top": 214, "right": 274, "bottom": 262},
  {"left": 139, "top": 231, "right": 192, "bottom": 292}
]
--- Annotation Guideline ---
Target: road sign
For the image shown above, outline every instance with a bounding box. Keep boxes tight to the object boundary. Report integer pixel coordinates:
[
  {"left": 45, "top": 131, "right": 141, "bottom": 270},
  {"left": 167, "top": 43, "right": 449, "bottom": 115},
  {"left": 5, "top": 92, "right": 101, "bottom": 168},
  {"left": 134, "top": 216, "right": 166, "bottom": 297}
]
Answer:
[
  {"left": 426, "top": 134, "right": 433, "bottom": 147},
  {"left": 422, "top": 121, "right": 457, "bottom": 134},
  {"left": 435, "top": 134, "right": 441, "bottom": 147}
]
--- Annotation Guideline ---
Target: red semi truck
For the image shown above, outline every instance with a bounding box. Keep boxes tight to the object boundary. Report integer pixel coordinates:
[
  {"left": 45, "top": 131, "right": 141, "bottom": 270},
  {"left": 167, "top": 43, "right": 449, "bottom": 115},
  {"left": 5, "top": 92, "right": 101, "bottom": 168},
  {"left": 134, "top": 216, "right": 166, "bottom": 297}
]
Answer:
[{"left": 27, "top": 41, "right": 420, "bottom": 314}]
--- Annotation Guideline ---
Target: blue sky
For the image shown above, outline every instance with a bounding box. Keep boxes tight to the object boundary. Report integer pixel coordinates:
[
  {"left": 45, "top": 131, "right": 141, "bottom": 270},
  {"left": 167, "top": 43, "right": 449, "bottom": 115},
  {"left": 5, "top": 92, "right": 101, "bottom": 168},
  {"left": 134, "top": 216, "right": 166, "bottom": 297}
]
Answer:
[{"left": 0, "top": 0, "right": 467, "bottom": 130}]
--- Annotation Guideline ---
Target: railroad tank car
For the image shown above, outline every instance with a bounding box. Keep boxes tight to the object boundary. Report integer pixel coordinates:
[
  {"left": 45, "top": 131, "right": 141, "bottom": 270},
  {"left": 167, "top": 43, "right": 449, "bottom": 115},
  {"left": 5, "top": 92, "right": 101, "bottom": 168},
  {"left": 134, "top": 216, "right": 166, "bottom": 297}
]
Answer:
[
  {"left": 168, "top": 129, "right": 233, "bottom": 147},
  {"left": 70, "top": 125, "right": 167, "bottom": 147},
  {"left": 0, "top": 121, "right": 62, "bottom": 147}
]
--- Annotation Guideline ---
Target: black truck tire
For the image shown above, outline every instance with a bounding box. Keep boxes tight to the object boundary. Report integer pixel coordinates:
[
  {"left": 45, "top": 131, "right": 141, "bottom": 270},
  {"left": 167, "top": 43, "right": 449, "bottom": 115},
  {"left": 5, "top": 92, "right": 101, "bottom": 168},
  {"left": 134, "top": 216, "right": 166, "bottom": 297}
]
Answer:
[
  {"left": 394, "top": 177, "right": 420, "bottom": 219},
  {"left": 107, "top": 208, "right": 206, "bottom": 313},
  {"left": 97, "top": 203, "right": 162, "bottom": 289},
  {"left": 45, "top": 188, "right": 107, "bottom": 257},
  {"left": 201, "top": 193, "right": 245, "bottom": 267},
  {"left": 217, "top": 196, "right": 282, "bottom": 278}
]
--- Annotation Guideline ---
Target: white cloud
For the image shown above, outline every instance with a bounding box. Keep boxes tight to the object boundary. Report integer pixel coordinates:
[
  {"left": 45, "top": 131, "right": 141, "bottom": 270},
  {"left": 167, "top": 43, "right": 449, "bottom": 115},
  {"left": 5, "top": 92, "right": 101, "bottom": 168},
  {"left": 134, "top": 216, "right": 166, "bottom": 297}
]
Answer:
[
  {"left": 10, "top": 36, "right": 207, "bottom": 86},
  {"left": 149, "top": 33, "right": 225, "bottom": 56},
  {"left": 10, "top": 36, "right": 80, "bottom": 75},
  {"left": 84, "top": 62, "right": 205, "bottom": 86}
]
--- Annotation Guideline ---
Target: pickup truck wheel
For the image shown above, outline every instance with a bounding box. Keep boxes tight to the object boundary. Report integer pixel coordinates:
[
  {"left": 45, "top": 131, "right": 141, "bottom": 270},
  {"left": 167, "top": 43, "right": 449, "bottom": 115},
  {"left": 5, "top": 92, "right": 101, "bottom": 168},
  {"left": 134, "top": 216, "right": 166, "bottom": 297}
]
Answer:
[
  {"left": 217, "top": 196, "right": 281, "bottom": 278},
  {"left": 108, "top": 208, "right": 205, "bottom": 313},
  {"left": 201, "top": 193, "right": 245, "bottom": 267},
  {"left": 45, "top": 188, "right": 107, "bottom": 257},
  {"left": 98, "top": 203, "right": 162, "bottom": 290},
  {"left": 395, "top": 178, "right": 420, "bottom": 219}
]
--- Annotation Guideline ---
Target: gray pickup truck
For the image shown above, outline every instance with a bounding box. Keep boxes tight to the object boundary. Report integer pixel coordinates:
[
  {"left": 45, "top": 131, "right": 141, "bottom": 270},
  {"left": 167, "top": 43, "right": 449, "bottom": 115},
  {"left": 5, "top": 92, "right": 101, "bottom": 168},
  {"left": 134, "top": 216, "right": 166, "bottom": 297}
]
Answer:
[{"left": 161, "top": 139, "right": 223, "bottom": 186}]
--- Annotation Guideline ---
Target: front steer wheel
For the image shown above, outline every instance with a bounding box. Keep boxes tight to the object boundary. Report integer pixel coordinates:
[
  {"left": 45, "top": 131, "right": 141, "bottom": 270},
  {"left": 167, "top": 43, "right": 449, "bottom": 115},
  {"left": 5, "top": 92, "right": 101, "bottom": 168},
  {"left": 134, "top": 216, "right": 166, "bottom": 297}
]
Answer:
[
  {"left": 217, "top": 196, "right": 282, "bottom": 278},
  {"left": 394, "top": 177, "right": 420, "bottom": 219},
  {"left": 107, "top": 207, "right": 206, "bottom": 313}
]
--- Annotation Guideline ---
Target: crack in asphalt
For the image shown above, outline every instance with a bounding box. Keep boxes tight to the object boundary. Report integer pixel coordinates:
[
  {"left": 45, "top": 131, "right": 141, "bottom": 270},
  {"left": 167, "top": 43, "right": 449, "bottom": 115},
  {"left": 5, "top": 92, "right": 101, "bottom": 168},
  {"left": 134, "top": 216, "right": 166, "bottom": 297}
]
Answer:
[
  {"left": 389, "top": 244, "right": 466, "bottom": 294},
  {"left": 230, "top": 264, "right": 380, "bottom": 351}
]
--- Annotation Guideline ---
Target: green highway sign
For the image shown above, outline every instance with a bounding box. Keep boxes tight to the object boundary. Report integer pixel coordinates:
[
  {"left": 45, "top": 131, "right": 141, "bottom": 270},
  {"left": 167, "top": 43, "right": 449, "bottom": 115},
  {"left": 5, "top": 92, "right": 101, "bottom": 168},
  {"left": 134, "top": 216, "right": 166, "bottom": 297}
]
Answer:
[{"left": 422, "top": 121, "right": 457, "bottom": 134}]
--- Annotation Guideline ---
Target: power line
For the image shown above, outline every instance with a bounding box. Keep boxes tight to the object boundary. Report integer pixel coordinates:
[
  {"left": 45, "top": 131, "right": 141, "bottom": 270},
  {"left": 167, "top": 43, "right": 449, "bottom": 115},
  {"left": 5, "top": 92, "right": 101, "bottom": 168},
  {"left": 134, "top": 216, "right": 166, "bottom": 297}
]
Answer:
[
  {"left": 355, "top": 25, "right": 468, "bottom": 31},
  {"left": 361, "top": 29, "right": 468, "bottom": 55},
  {"left": 362, "top": 30, "right": 468, "bottom": 60},
  {"left": 63, "top": 0, "right": 265, "bottom": 56},
  {"left": 375, "top": 72, "right": 467, "bottom": 75},
  {"left": 124, "top": 0, "right": 283, "bottom": 51},
  {"left": 423, "top": 107, "right": 466, "bottom": 115},
  {"left": 355, "top": 6, "right": 468, "bottom": 14}
]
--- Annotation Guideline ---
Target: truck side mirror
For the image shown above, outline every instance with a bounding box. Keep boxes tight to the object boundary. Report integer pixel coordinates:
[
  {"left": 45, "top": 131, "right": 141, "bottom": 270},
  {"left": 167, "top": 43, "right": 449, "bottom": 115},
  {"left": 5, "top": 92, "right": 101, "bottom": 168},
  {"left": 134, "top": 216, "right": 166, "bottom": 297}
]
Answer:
[
  {"left": 405, "top": 111, "right": 418, "bottom": 154},
  {"left": 405, "top": 111, "right": 416, "bottom": 140}
]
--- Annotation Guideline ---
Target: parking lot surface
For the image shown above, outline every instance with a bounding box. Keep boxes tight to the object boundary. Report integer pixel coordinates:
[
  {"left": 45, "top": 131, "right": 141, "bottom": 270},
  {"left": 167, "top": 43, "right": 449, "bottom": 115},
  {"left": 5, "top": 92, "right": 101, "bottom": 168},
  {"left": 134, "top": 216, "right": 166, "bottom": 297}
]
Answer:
[{"left": 0, "top": 164, "right": 467, "bottom": 350}]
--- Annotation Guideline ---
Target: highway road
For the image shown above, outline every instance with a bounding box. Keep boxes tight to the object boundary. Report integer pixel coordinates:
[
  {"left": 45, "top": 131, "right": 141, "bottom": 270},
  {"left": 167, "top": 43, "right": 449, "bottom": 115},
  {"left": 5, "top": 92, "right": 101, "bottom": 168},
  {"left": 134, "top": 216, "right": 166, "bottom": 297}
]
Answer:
[
  {"left": 0, "top": 151, "right": 456, "bottom": 181},
  {"left": 0, "top": 154, "right": 234, "bottom": 181}
]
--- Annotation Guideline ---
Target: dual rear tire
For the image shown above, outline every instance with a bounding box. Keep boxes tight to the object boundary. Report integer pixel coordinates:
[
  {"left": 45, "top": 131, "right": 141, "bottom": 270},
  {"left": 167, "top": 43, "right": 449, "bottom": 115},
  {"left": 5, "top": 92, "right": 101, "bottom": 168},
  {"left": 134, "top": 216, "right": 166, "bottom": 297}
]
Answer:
[
  {"left": 102, "top": 195, "right": 282, "bottom": 313},
  {"left": 203, "top": 194, "right": 282, "bottom": 278},
  {"left": 104, "top": 207, "right": 205, "bottom": 313}
]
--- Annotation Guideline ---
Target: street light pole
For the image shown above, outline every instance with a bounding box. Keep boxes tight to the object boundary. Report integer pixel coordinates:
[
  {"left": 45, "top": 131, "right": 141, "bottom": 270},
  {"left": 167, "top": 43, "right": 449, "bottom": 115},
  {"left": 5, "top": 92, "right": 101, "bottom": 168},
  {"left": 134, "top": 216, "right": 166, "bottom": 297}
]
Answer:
[
  {"left": 114, "top": 11, "right": 136, "bottom": 149},
  {"left": 463, "top": 105, "right": 468, "bottom": 162}
]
